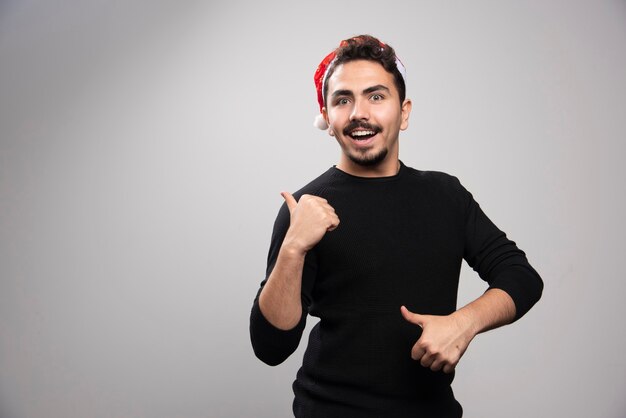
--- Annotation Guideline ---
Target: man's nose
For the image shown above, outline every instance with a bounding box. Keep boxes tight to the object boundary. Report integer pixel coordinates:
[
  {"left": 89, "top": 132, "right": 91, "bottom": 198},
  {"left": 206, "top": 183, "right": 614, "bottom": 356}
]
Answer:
[{"left": 350, "top": 98, "right": 369, "bottom": 121}]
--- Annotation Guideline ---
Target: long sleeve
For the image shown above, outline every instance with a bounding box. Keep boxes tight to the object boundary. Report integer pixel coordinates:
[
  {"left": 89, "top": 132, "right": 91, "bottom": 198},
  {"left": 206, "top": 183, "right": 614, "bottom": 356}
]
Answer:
[
  {"left": 460, "top": 180, "right": 543, "bottom": 320},
  {"left": 249, "top": 202, "right": 316, "bottom": 366}
]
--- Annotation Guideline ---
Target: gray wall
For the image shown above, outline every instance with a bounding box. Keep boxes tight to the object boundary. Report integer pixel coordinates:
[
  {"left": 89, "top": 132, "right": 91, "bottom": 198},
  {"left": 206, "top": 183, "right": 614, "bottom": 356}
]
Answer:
[{"left": 1, "top": 1, "right": 625, "bottom": 417}]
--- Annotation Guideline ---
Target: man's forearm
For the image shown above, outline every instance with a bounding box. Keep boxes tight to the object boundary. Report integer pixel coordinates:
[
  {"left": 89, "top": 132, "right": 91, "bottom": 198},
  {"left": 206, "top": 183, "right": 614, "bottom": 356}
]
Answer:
[
  {"left": 258, "top": 245, "right": 307, "bottom": 331},
  {"left": 454, "top": 288, "right": 517, "bottom": 338}
]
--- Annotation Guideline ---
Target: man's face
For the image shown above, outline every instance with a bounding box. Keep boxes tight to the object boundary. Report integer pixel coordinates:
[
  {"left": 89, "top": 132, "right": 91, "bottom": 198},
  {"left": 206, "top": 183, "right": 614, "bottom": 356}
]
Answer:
[{"left": 323, "top": 60, "right": 411, "bottom": 172}]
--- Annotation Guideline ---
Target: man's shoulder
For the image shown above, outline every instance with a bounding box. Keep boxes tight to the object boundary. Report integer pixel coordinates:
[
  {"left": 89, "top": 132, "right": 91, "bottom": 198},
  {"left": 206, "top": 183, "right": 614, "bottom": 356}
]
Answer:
[
  {"left": 291, "top": 167, "right": 338, "bottom": 198},
  {"left": 402, "top": 164, "right": 464, "bottom": 191},
  {"left": 402, "top": 165, "right": 473, "bottom": 213}
]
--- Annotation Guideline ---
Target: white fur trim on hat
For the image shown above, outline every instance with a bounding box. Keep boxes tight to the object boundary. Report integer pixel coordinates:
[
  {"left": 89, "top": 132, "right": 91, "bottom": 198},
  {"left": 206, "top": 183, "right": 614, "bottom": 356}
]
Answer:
[{"left": 313, "top": 114, "right": 329, "bottom": 130}]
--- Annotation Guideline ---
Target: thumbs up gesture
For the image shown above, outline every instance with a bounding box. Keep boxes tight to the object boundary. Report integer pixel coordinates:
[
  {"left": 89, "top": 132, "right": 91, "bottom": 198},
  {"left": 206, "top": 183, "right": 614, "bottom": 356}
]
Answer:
[
  {"left": 400, "top": 306, "right": 476, "bottom": 374},
  {"left": 280, "top": 191, "right": 340, "bottom": 254}
]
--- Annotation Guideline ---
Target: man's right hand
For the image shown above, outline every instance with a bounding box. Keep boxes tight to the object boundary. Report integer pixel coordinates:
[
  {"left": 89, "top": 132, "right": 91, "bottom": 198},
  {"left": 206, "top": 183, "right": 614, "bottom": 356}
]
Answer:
[{"left": 281, "top": 191, "right": 340, "bottom": 254}]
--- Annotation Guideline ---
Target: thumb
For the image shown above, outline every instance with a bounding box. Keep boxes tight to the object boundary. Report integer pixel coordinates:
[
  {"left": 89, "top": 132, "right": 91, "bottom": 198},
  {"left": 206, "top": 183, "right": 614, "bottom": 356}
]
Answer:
[
  {"left": 400, "top": 305, "right": 424, "bottom": 327},
  {"left": 281, "top": 191, "right": 298, "bottom": 213}
]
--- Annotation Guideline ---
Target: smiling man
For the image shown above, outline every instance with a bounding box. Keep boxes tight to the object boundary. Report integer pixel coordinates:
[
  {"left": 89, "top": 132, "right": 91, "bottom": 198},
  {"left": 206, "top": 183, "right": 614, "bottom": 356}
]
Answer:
[
  {"left": 250, "top": 35, "right": 543, "bottom": 418},
  {"left": 325, "top": 60, "right": 409, "bottom": 175}
]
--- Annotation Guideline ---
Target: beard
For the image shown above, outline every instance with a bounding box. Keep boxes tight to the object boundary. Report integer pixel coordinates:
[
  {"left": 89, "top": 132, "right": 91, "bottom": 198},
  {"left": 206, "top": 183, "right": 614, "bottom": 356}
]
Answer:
[
  {"left": 347, "top": 147, "right": 388, "bottom": 167},
  {"left": 340, "top": 120, "right": 388, "bottom": 167}
]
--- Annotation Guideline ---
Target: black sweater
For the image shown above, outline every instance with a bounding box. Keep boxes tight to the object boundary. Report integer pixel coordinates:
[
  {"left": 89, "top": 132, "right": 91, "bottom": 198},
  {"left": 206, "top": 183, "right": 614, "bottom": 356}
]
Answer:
[{"left": 250, "top": 162, "right": 543, "bottom": 418}]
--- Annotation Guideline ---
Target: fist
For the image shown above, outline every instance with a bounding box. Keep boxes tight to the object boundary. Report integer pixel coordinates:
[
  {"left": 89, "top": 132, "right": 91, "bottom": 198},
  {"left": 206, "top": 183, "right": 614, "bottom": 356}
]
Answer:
[{"left": 281, "top": 191, "right": 340, "bottom": 253}]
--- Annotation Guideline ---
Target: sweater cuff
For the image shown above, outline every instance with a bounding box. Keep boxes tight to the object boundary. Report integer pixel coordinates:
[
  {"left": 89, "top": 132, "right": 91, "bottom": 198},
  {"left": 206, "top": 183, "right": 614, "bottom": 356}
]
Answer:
[
  {"left": 249, "top": 299, "right": 307, "bottom": 365},
  {"left": 487, "top": 264, "right": 543, "bottom": 321}
]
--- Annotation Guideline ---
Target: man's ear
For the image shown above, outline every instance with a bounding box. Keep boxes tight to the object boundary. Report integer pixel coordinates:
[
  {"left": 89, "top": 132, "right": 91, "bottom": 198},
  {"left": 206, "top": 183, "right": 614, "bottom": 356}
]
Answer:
[
  {"left": 322, "top": 107, "right": 334, "bottom": 136},
  {"left": 400, "top": 99, "right": 412, "bottom": 131}
]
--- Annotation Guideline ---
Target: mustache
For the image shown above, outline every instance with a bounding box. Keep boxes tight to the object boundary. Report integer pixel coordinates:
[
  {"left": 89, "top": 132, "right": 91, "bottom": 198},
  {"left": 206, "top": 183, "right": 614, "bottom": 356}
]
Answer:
[{"left": 342, "top": 121, "right": 382, "bottom": 135}]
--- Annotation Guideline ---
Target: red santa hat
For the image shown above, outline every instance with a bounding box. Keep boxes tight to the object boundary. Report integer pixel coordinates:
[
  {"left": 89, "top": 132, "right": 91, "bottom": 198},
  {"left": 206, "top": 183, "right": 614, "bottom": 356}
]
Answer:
[{"left": 313, "top": 38, "right": 407, "bottom": 130}]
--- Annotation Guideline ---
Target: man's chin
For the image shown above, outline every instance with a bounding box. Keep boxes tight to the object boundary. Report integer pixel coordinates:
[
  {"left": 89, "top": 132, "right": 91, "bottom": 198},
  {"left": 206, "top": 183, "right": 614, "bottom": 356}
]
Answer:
[{"left": 348, "top": 149, "right": 388, "bottom": 167}]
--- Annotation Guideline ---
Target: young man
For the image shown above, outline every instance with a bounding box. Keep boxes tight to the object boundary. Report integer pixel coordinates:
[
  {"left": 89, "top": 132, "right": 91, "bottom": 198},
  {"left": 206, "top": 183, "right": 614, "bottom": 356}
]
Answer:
[{"left": 250, "top": 35, "right": 543, "bottom": 417}]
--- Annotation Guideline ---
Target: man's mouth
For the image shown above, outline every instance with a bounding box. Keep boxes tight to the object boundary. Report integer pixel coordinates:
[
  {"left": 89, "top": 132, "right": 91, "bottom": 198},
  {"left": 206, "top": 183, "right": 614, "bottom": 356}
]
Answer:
[
  {"left": 348, "top": 129, "right": 377, "bottom": 141},
  {"left": 343, "top": 120, "right": 381, "bottom": 142}
]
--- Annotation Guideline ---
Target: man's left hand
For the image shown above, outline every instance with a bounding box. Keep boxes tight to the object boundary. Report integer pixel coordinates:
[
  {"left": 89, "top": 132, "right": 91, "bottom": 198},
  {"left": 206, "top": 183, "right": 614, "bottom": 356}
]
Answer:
[{"left": 400, "top": 306, "right": 477, "bottom": 374}]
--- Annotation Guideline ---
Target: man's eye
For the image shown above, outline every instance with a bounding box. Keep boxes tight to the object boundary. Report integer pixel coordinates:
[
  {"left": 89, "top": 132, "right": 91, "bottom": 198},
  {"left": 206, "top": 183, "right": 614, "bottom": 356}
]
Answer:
[
  {"left": 371, "top": 94, "right": 384, "bottom": 101},
  {"left": 336, "top": 98, "right": 350, "bottom": 105}
]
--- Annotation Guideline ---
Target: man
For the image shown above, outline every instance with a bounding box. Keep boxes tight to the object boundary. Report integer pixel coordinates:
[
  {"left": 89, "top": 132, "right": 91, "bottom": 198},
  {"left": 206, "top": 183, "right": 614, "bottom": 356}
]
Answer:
[{"left": 250, "top": 35, "right": 543, "bottom": 417}]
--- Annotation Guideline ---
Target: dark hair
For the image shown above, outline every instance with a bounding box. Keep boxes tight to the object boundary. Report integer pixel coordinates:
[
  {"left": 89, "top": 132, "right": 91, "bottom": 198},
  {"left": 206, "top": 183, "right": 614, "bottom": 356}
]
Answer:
[{"left": 323, "top": 35, "right": 406, "bottom": 107}]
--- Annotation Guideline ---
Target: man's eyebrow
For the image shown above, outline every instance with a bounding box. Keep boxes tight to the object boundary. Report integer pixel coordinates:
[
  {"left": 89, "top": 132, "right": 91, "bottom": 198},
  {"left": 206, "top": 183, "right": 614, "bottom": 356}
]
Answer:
[
  {"left": 330, "top": 89, "right": 354, "bottom": 99},
  {"left": 363, "top": 85, "right": 390, "bottom": 95}
]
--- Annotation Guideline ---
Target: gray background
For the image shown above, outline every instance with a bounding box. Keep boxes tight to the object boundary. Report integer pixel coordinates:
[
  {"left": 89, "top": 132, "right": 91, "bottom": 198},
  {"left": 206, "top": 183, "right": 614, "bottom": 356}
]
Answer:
[{"left": 1, "top": 0, "right": 625, "bottom": 417}]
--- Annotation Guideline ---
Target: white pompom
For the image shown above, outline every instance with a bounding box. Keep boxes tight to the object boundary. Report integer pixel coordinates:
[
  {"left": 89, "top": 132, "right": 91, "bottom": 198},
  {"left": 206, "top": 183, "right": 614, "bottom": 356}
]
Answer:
[{"left": 313, "top": 114, "right": 329, "bottom": 130}]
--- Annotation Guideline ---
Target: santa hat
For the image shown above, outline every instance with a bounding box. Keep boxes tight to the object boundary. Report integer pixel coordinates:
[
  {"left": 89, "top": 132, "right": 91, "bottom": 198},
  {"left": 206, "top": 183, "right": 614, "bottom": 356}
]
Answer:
[{"left": 313, "top": 38, "right": 407, "bottom": 130}]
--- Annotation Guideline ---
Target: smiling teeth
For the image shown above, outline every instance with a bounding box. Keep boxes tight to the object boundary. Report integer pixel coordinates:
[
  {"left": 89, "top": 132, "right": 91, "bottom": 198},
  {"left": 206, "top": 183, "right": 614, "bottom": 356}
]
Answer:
[{"left": 351, "top": 130, "right": 375, "bottom": 137}]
